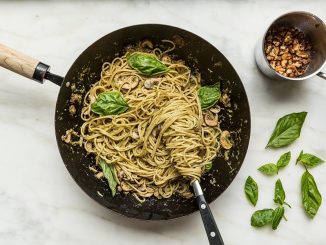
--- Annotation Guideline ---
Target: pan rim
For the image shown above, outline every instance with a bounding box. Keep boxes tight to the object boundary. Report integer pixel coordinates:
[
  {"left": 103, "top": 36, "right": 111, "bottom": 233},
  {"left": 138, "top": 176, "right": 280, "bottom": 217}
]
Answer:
[{"left": 54, "top": 23, "right": 251, "bottom": 220}]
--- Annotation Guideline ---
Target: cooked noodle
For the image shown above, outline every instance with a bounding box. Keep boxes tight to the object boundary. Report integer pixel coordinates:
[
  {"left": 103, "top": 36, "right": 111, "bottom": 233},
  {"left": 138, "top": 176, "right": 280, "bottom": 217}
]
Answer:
[{"left": 76, "top": 42, "right": 223, "bottom": 201}]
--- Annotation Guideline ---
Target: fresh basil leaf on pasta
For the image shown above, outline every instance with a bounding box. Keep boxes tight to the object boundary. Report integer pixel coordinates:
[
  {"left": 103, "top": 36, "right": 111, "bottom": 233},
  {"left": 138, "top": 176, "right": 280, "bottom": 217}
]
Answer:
[
  {"left": 91, "top": 91, "right": 128, "bottom": 116},
  {"left": 198, "top": 83, "right": 221, "bottom": 109},
  {"left": 127, "top": 52, "right": 169, "bottom": 76},
  {"left": 99, "top": 159, "right": 118, "bottom": 197}
]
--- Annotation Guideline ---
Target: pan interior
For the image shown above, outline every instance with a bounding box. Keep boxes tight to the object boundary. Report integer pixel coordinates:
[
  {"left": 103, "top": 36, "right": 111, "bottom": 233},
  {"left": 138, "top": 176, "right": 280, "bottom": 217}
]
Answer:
[{"left": 55, "top": 24, "right": 251, "bottom": 220}]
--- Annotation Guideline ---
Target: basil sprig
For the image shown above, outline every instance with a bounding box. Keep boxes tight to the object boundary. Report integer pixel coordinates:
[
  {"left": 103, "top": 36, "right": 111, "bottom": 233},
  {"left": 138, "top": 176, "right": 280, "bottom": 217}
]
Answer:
[
  {"left": 301, "top": 171, "right": 322, "bottom": 219},
  {"left": 127, "top": 52, "right": 169, "bottom": 76},
  {"left": 91, "top": 91, "right": 129, "bottom": 116},
  {"left": 258, "top": 151, "right": 291, "bottom": 176},
  {"left": 266, "top": 112, "right": 307, "bottom": 148},
  {"left": 244, "top": 176, "right": 259, "bottom": 206},
  {"left": 198, "top": 83, "right": 221, "bottom": 109},
  {"left": 296, "top": 150, "right": 324, "bottom": 168},
  {"left": 274, "top": 179, "right": 291, "bottom": 208},
  {"left": 272, "top": 206, "right": 285, "bottom": 230},
  {"left": 251, "top": 207, "right": 286, "bottom": 230},
  {"left": 251, "top": 209, "right": 274, "bottom": 227},
  {"left": 99, "top": 158, "right": 118, "bottom": 197}
]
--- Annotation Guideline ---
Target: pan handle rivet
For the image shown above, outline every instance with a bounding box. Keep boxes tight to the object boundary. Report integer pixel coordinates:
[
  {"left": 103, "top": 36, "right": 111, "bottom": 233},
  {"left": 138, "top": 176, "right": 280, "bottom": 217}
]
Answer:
[
  {"left": 210, "top": 231, "right": 216, "bottom": 237},
  {"left": 200, "top": 204, "right": 206, "bottom": 209}
]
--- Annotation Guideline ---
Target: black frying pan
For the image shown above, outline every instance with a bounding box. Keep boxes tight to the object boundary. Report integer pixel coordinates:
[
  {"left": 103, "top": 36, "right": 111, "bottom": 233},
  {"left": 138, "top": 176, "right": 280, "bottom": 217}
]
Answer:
[{"left": 0, "top": 24, "right": 250, "bottom": 227}]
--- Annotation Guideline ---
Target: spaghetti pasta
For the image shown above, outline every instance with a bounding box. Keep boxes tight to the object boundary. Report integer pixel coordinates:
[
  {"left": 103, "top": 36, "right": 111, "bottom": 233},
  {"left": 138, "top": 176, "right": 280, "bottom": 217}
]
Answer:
[{"left": 70, "top": 41, "right": 225, "bottom": 201}]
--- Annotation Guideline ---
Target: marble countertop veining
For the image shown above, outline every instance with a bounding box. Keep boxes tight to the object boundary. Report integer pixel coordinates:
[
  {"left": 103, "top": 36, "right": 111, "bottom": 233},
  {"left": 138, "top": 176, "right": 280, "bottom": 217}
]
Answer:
[{"left": 0, "top": 1, "right": 325, "bottom": 245}]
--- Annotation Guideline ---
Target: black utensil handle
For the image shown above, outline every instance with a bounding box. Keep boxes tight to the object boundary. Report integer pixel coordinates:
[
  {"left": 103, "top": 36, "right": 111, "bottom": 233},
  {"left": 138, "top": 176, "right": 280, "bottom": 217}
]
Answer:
[
  {"left": 317, "top": 71, "right": 326, "bottom": 80},
  {"left": 196, "top": 195, "right": 224, "bottom": 245}
]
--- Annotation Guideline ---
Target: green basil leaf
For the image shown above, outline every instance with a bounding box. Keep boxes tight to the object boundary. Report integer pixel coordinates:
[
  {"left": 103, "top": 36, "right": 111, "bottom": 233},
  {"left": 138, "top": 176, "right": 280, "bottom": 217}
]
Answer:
[
  {"left": 277, "top": 151, "right": 291, "bottom": 169},
  {"left": 274, "top": 179, "right": 286, "bottom": 205},
  {"left": 272, "top": 206, "right": 284, "bottom": 230},
  {"left": 204, "top": 161, "right": 213, "bottom": 173},
  {"left": 99, "top": 158, "right": 118, "bottom": 197},
  {"left": 258, "top": 163, "right": 278, "bottom": 175},
  {"left": 266, "top": 112, "right": 307, "bottom": 148},
  {"left": 91, "top": 91, "right": 128, "bottom": 116},
  {"left": 127, "top": 52, "right": 169, "bottom": 76},
  {"left": 296, "top": 150, "right": 324, "bottom": 168},
  {"left": 251, "top": 209, "right": 274, "bottom": 227},
  {"left": 198, "top": 83, "right": 221, "bottom": 110},
  {"left": 301, "top": 171, "right": 322, "bottom": 218},
  {"left": 245, "top": 176, "right": 259, "bottom": 206}
]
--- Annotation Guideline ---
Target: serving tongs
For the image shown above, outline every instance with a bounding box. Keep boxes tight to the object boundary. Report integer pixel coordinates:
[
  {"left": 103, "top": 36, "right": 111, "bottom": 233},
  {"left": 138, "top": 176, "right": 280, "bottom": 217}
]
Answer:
[{"left": 192, "top": 180, "right": 224, "bottom": 245}]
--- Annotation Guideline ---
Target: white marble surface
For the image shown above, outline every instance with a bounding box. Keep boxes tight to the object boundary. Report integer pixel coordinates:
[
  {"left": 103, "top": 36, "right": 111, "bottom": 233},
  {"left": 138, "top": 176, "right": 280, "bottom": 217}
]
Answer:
[{"left": 0, "top": 1, "right": 325, "bottom": 244}]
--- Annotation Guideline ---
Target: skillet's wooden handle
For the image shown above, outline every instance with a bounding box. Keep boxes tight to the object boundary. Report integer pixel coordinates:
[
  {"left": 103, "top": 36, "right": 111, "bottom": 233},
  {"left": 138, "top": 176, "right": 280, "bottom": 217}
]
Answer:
[{"left": 0, "top": 43, "right": 50, "bottom": 83}]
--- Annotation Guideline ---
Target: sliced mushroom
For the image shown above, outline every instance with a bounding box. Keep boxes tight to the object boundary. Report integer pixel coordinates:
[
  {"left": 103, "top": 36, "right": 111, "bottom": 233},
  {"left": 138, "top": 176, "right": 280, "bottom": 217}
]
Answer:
[
  {"left": 141, "top": 39, "right": 153, "bottom": 49},
  {"left": 118, "top": 170, "right": 125, "bottom": 179},
  {"left": 210, "top": 108, "right": 218, "bottom": 114},
  {"left": 204, "top": 113, "right": 218, "bottom": 127},
  {"left": 61, "top": 130, "right": 72, "bottom": 143},
  {"left": 61, "top": 129, "right": 81, "bottom": 145},
  {"left": 95, "top": 172, "right": 104, "bottom": 179},
  {"left": 85, "top": 142, "right": 93, "bottom": 151},
  {"left": 120, "top": 181, "right": 132, "bottom": 191},
  {"left": 151, "top": 124, "right": 162, "bottom": 138},
  {"left": 89, "top": 94, "right": 96, "bottom": 104},
  {"left": 210, "top": 105, "right": 221, "bottom": 114},
  {"left": 116, "top": 76, "right": 139, "bottom": 90},
  {"left": 220, "top": 130, "right": 233, "bottom": 149},
  {"left": 151, "top": 127, "right": 158, "bottom": 137},
  {"left": 131, "top": 129, "right": 140, "bottom": 139},
  {"left": 144, "top": 78, "right": 160, "bottom": 89},
  {"left": 161, "top": 54, "right": 171, "bottom": 63},
  {"left": 69, "top": 105, "right": 76, "bottom": 115},
  {"left": 181, "top": 191, "right": 193, "bottom": 198},
  {"left": 70, "top": 93, "right": 82, "bottom": 103},
  {"left": 221, "top": 94, "right": 231, "bottom": 107},
  {"left": 139, "top": 184, "right": 146, "bottom": 192}
]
